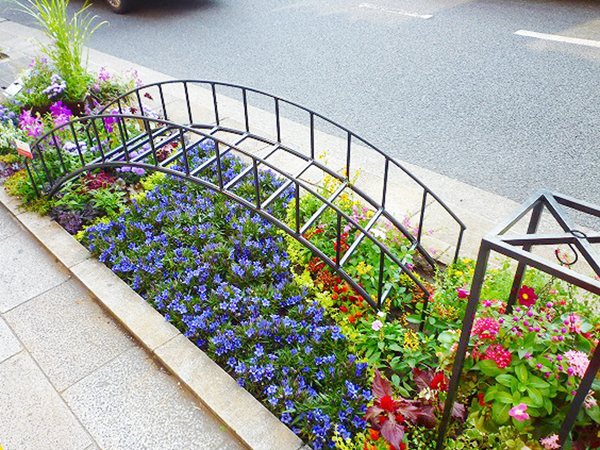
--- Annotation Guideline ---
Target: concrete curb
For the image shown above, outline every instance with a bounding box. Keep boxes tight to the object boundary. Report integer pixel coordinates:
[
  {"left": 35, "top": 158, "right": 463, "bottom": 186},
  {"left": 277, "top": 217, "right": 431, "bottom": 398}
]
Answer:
[{"left": 0, "top": 189, "right": 308, "bottom": 450}]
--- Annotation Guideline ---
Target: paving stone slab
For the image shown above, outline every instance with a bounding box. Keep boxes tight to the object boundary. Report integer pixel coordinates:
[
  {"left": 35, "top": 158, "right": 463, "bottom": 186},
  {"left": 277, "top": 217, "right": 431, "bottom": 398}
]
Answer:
[
  {"left": 0, "top": 203, "right": 21, "bottom": 242},
  {"left": 5, "top": 278, "right": 136, "bottom": 392},
  {"left": 0, "top": 316, "right": 21, "bottom": 363},
  {"left": 63, "top": 346, "right": 246, "bottom": 450},
  {"left": 0, "top": 230, "right": 70, "bottom": 313},
  {"left": 0, "top": 351, "right": 92, "bottom": 450}
]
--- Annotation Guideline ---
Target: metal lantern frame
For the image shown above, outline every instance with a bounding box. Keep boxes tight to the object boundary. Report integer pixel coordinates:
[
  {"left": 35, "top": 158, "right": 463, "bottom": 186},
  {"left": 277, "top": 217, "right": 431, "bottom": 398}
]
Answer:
[{"left": 437, "top": 190, "right": 600, "bottom": 450}]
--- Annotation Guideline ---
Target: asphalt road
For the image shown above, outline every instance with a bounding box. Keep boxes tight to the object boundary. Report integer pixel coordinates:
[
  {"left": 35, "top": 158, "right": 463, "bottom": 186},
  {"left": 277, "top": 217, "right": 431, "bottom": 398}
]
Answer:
[{"left": 2, "top": 0, "right": 600, "bottom": 216}]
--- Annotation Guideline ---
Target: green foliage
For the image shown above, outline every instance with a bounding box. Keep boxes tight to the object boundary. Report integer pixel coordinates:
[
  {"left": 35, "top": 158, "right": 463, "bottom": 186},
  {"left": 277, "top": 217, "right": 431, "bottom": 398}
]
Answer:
[
  {"left": 11, "top": 0, "right": 105, "bottom": 101},
  {"left": 90, "top": 187, "right": 125, "bottom": 217}
]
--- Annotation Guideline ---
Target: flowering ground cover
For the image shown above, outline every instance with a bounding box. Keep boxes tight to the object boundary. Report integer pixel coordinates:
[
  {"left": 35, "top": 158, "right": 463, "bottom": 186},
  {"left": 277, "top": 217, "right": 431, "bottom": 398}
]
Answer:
[{"left": 2, "top": 49, "right": 600, "bottom": 450}]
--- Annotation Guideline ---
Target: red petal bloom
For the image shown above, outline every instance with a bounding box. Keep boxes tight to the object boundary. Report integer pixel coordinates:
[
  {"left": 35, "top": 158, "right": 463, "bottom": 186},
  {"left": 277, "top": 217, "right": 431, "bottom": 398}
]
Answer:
[
  {"left": 400, "top": 444, "right": 407, "bottom": 450},
  {"left": 430, "top": 373, "right": 448, "bottom": 391},
  {"left": 369, "top": 429, "right": 380, "bottom": 441},
  {"left": 518, "top": 285, "right": 538, "bottom": 307},
  {"left": 395, "top": 414, "right": 405, "bottom": 424},
  {"left": 340, "top": 305, "right": 349, "bottom": 313},
  {"left": 348, "top": 315, "right": 356, "bottom": 324},
  {"left": 478, "top": 393, "right": 485, "bottom": 407},
  {"left": 379, "top": 395, "right": 396, "bottom": 413}
]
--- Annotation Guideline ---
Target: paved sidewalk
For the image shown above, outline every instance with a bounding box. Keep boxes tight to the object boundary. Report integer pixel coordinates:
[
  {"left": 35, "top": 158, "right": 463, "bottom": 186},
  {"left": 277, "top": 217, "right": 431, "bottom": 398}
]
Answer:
[{"left": 0, "top": 203, "right": 247, "bottom": 450}]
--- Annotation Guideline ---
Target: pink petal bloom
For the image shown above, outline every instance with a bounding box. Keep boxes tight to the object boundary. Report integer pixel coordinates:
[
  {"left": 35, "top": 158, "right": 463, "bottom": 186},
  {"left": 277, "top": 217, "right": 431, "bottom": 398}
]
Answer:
[
  {"left": 508, "top": 403, "right": 530, "bottom": 421},
  {"left": 540, "top": 434, "right": 560, "bottom": 450},
  {"left": 564, "top": 350, "right": 590, "bottom": 378},
  {"left": 472, "top": 317, "right": 500, "bottom": 340},
  {"left": 371, "top": 320, "right": 384, "bottom": 331},
  {"left": 18, "top": 110, "right": 44, "bottom": 138},
  {"left": 98, "top": 66, "right": 111, "bottom": 82},
  {"left": 457, "top": 287, "right": 470, "bottom": 299},
  {"left": 483, "top": 344, "right": 512, "bottom": 369},
  {"left": 584, "top": 391, "right": 598, "bottom": 409}
]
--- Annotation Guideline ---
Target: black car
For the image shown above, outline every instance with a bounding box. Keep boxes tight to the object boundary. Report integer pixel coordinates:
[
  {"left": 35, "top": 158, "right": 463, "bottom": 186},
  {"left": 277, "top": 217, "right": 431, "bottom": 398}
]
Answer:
[{"left": 106, "top": 0, "right": 133, "bottom": 13}]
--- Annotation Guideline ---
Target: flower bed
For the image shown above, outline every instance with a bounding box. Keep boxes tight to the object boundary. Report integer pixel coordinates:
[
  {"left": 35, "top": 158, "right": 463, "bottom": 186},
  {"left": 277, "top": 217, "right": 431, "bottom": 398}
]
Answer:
[{"left": 2, "top": 33, "right": 600, "bottom": 450}]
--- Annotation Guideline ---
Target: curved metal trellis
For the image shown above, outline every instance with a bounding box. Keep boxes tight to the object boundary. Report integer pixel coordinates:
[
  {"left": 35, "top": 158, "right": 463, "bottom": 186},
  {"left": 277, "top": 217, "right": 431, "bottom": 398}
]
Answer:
[
  {"left": 97, "top": 80, "right": 466, "bottom": 264},
  {"left": 24, "top": 81, "right": 467, "bottom": 325}
]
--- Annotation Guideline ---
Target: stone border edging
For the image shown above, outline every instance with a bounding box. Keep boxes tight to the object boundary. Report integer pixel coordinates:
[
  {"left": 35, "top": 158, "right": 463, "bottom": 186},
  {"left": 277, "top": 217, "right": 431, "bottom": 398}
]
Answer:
[{"left": 0, "top": 189, "right": 310, "bottom": 450}]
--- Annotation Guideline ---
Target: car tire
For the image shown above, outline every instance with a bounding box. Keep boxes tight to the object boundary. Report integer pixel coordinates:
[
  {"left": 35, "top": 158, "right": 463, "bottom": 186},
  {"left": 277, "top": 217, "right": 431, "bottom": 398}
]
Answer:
[{"left": 107, "top": 0, "right": 134, "bottom": 14}]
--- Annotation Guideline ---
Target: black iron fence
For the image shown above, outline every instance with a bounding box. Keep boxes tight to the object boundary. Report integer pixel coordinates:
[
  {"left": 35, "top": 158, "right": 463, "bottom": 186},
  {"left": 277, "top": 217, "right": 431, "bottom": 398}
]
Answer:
[{"left": 438, "top": 190, "right": 600, "bottom": 450}]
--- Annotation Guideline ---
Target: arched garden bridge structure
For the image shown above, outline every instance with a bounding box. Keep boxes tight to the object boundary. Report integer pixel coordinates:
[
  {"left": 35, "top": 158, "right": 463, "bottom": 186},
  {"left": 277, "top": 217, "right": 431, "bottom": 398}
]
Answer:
[{"left": 25, "top": 80, "right": 466, "bottom": 326}]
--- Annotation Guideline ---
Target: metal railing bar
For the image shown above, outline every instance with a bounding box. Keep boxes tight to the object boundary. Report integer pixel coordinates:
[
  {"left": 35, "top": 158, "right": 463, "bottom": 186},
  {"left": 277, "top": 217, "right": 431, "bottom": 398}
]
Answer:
[
  {"left": 183, "top": 81, "right": 193, "bottom": 124},
  {"left": 261, "top": 160, "right": 313, "bottom": 210},
  {"left": 300, "top": 181, "right": 349, "bottom": 235},
  {"left": 338, "top": 208, "right": 384, "bottom": 267},
  {"left": 417, "top": 190, "right": 428, "bottom": 243},
  {"left": 242, "top": 88, "right": 250, "bottom": 133},
  {"left": 222, "top": 144, "right": 281, "bottom": 191}
]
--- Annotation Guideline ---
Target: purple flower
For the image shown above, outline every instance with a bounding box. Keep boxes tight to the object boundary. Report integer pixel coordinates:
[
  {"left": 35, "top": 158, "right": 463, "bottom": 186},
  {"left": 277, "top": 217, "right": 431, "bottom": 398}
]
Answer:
[
  {"left": 42, "top": 74, "right": 67, "bottom": 98},
  {"left": 18, "top": 110, "right": 44, "bottom": 138}
]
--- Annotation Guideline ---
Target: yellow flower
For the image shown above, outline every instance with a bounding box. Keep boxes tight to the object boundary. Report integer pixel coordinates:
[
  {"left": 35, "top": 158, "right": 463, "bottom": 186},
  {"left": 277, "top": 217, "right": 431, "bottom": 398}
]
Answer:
[
  {"left": 355, "top": 261, "right": 373, "bottom": 276},
  {"left": 454, "top": 270, "right": 463, "bottom": 276},
  {"left": 403, "top": 329, "right": 420, "bottom": 351}
]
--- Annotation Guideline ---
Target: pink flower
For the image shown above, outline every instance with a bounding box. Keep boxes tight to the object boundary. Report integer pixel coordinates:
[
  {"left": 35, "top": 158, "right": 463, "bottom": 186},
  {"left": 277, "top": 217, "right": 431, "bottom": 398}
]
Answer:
[
  {"left": 457, "top": 287, "right": 470, "bottom": 299},
  {"left": 508, "top": 403, "right": 530, "bottom": 421},
  {"left": 18, "top": 110, "right": 44, "bottom": 138},
  {"left": 564, "top": 350, "right": 590, "bottom": 378},
  {"left": 567, "top": 314, "right": 582, "bottom": 333},
  {"left": 584, "top": 391, "right": 598, "bottom": 409},
  {"left": 98, "top": 66, "right": 111, "bottom": 82},
  {"left": 483, "top": 344, "right": 512, "bottom": 369},
  {"left": 371, "top": 320, "right": 383, "bottom": 331},
  {"left": 472, "top": 317, "right": 500, "bottom": 340},
  {"left": 49, "top": 101, "right": 73, "bottom": 127},
  {"left": 540, "top": 434, "right": 560, "bottom": 450}
]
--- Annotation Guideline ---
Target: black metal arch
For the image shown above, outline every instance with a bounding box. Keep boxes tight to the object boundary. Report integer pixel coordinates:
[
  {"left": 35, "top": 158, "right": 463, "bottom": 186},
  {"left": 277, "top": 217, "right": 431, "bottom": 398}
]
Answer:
[
  {"left": 25, "top": 113, "right": 448, "bottom": 323},
  {"left": 98, "top": 79, "right": 466, "bottom": 261}
]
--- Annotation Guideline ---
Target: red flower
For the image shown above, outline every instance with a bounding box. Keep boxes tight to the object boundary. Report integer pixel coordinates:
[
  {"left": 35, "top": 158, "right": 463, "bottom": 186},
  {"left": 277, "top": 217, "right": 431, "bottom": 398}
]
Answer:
[
  {"left": 332, "top": 293, "right": 339, "bottom": 301},
  {"left": 348, "top": 315, "right": 356, "bottom": 324},
  {"left": 478, "top": 393, "right": 485, "bottom": 407},
  {"left": 430, "top": 373, "right": 448, "bottom": 391},
  {"left": 400, "top": 444, "right": 407, "bottom": 450},
  {"left": 379, "top": 395, "right": 395, "bottom": 413},
  {"left": 369, "top": 429, "right": 380, "bottom": 441},
  {"left": 395, "top": 414, "right": 405, "bottom": 424},
  {"left": 518, "top": 285, "right": 538, "bottom": 307},
  {"left": 340, "top": 305, "right": 349, "bottom": 313}
]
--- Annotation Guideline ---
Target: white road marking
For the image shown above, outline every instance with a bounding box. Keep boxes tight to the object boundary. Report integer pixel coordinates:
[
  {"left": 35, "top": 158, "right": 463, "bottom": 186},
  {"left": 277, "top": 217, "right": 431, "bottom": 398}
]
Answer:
[
  {"left": 358, "top": 3, "right": 433, "bottom": 19},
  {"left": 515, "top": 30, "right": 600, "bottom": 49}
]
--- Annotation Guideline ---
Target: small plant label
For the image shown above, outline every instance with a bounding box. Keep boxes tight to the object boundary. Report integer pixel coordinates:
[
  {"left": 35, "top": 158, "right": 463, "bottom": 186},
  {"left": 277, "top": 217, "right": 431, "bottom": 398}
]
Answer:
[{"left": 15, "top": 140, "right": 33, "bottom": 159}]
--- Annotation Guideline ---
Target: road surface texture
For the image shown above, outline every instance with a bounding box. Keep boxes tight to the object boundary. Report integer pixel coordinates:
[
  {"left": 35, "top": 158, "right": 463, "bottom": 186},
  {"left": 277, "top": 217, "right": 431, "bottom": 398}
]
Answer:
[{"left": 2, "top": 0, "right": 599, "bottom": 218}]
